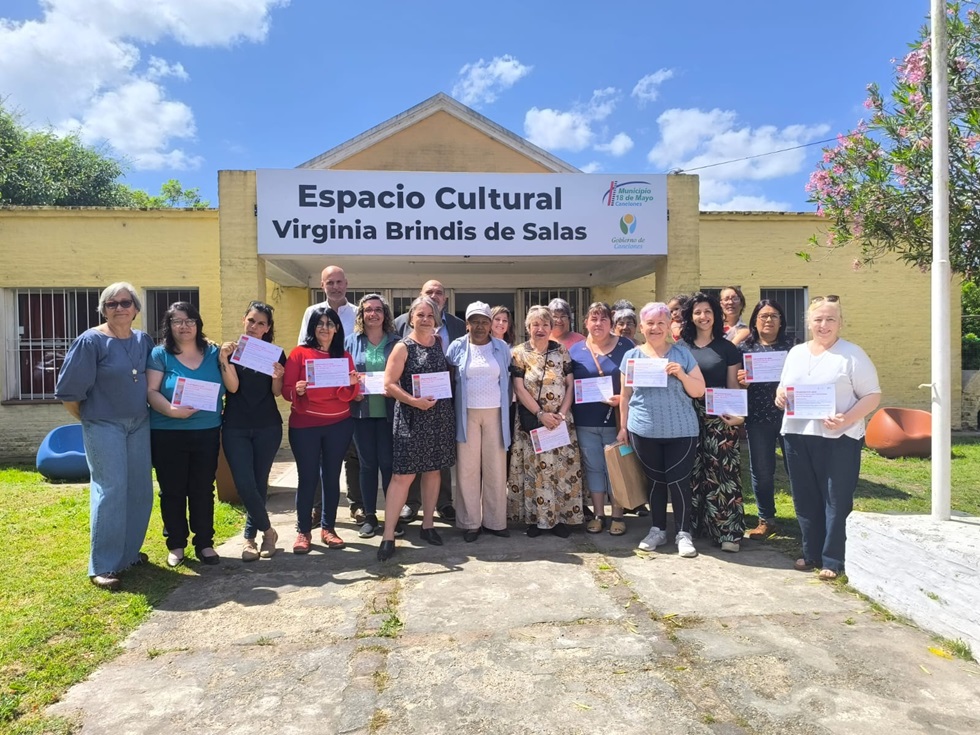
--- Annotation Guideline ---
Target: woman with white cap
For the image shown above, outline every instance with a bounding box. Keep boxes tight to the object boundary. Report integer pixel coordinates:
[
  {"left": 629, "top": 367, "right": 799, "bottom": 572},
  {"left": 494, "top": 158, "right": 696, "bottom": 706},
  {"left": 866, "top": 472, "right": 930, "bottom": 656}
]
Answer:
[{"left": 445, "top": 302, "right": 513, "bottom": 542}]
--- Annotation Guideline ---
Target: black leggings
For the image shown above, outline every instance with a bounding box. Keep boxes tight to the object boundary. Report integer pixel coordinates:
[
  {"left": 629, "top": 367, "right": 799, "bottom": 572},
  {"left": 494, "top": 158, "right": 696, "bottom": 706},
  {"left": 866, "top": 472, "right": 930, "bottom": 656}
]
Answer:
[{"left": 629, "top": 433, "right": 697, "bottom": 534}]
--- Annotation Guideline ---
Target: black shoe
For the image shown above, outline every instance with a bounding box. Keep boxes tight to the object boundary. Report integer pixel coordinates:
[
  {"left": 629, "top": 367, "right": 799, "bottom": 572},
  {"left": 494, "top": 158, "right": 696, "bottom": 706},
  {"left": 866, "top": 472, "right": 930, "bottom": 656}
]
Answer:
[
  {"left": 198, "top": 547, "right": 221, "bottom": 565},
  {"left": 351, "top": 506, "right": 366, "bottom": 525},
  {"left": 583, "top": 506, "right": 595, "bottom": 521},
  {"left": 419, "top": 527, "right": 444, "bottom": 546},
  {"left": 463, "top": 529, "right": 481, "bottom": 543},
  {"left": 377, "top": 540, "right": 395, "bottom": 561},
  {"left": 482, "top": 526, "right": 511, "bottom": 538},
  {"left": 437, "top": 506, "right": 456, "bottom": 522},
  {"left": 394, "top": 521, "right": 405, "bottom": 538},
  {"left": 130, "top": 552, "right": 149, "bottom": 567},
  {"left": 627, "top": 505, "right": 650, "bottom": 517},
  {"left": 526, "top": 524, "right": 542, "bottom": 538},
  {"left": 90, "top": 572, "right": 121, "bottom": 591},
  {"left": 550, "top": 523, "right": 570, "bottom": 538}
]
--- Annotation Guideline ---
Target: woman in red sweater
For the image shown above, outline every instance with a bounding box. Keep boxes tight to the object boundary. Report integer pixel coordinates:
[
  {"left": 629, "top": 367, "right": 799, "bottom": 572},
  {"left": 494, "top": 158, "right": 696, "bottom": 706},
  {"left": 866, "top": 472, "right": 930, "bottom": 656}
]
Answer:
[{"left": 283, "top": 307, "right": 360, "bottom": 553}]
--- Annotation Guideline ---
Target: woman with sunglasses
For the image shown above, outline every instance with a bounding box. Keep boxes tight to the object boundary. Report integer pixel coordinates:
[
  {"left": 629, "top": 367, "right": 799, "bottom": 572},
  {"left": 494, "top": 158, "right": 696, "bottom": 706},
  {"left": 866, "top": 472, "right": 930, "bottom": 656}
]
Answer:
[
  {"left": 56, "top": 283, "right": 155, "bottom": 590},
  {"left": 147, "top": 302, "right": 226, "bottom": 568},
  {"left": 775, "top": 296, "right": 880, "bottom": 580},
  {"left": 283, "top": 307, "right": 360, "bottom": 554},
  {"left": 737, "top": 300, "right": 795, "bottom": 540},
  {"left": 218, "top": 302, "right": 285, "bottom": 562}
]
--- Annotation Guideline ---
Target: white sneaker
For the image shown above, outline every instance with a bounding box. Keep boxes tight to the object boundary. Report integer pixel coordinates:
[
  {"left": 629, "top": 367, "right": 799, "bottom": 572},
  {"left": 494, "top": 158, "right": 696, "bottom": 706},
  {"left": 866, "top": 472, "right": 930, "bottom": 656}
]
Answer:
[
  {"left": 720, "top": 540, "right": 740, "bottom": 553},
  {"left": 399, "top": 504, "right": 413, "bottom": 520},
  {"left": 676, "top": 532, "right": 697, "bottom": 558},
  {"left": 638, "top": 526, "right": 667, "bottom": 551}
]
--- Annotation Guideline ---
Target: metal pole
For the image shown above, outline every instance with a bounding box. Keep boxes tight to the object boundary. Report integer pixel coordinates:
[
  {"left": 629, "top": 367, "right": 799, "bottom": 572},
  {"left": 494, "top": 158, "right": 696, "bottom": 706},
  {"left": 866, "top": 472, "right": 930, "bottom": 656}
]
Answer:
[{"left": 931, "top": 0, "right": 951, "bottom": 520}]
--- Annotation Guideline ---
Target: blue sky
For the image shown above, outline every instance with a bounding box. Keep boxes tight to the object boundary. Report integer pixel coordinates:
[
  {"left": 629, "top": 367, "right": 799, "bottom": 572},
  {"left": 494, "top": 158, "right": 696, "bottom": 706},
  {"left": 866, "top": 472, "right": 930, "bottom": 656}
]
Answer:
[{"left": 0, "top": 0, "right": 934, "bottom": 210}]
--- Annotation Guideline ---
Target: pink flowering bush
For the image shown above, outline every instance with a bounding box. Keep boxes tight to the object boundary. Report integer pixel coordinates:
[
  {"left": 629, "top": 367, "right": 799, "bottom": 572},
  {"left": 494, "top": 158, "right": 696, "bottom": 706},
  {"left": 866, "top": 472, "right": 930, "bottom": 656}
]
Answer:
[{"left": 806, "top": 1, "right": 980, "bottom": 280}]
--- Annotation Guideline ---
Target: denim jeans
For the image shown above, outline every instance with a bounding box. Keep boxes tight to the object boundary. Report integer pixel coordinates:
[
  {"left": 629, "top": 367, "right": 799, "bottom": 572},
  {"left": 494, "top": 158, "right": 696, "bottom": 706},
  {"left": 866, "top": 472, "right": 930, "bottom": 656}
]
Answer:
[
  {"left": 746, "top": 422, "right": 786, "bottom": 521},
  {"left": 352, "top": 417, "right": 393, "bottom": 517},
  {"left": 82, "top": 416, "right": 153, "bottom": 576},
  {"left": 577, "top": 425, "right": 619, "bottom": 496},
  {"left": 222, "top": 424, "right": 282, "bottom": 539},
  {"left": 289, "top": 418, "right": 355, "bottom": 533},
  {"left": 151, "top": 427, "right": 221, "bottom": 554},
  {"left": 783, "top": 433, "right": 862, "bottom": 573}
]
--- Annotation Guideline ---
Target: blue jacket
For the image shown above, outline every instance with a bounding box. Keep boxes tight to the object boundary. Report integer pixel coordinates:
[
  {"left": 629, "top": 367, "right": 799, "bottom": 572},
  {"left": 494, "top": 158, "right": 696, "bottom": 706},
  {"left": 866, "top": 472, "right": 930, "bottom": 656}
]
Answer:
[
  {"left": 445, "top": 336, "right": 512, "bottom": 447},
  {"left": 344, "top": 332, "right": 397, "bottom": 421}
]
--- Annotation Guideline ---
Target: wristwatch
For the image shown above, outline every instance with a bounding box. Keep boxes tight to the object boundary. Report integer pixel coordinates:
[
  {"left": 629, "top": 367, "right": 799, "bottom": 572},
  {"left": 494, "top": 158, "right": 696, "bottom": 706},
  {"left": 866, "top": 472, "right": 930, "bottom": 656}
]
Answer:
[{"left": 536, "top": 410, "right": 544, "bottom": 418}]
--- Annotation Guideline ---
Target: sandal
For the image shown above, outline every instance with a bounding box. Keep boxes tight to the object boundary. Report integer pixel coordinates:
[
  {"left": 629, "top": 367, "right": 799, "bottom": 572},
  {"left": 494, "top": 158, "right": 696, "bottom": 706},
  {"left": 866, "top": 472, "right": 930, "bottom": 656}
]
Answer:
[
  {"left": 818, "top": 568, "right": 839, "bottom": 581},
  {"left": 608, "top": 519, "right": 627, "bottom": 536},
  {"left": 793, "top": 558, "right": 816, "bottom": 572},
  {"left": 586, "top": 517, "right": 604, "bottom": 534}
]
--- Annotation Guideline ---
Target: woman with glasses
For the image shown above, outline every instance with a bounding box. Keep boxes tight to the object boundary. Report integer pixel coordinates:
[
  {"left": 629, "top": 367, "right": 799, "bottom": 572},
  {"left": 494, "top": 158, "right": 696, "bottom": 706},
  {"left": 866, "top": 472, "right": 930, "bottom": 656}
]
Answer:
[
  {"left": 218, "top": 302, "right": 285, "bottom": 562},
  {"left": 283, "top": 307, "right": 360, "bottom": 554},
  {"left": 719, "top": 286, "right": 750, "bottom": 345},
  {"left": 737, "top": 300, "right": 795, "bottom": 541},
  {"left": 776, "top": 296, "right": 880, "bottom": 580},
  {"left": 548, "top": 297, "right": 585, "bottom": 350},
  {"left": 345, "top": 294, "right": 398, "bottom": 539},
  {"left": 147, "top": 302, "right": 225, "bottom": 568},
  {"left": 56, "top": 283, "right": 155, "bottom": 590}
]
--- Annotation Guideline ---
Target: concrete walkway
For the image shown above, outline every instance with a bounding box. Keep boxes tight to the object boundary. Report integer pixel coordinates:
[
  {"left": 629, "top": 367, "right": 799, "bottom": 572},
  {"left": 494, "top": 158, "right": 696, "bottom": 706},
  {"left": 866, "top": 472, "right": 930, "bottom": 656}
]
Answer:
[{"left": 50, "top": 463, "right": 980, "bottom": 734}]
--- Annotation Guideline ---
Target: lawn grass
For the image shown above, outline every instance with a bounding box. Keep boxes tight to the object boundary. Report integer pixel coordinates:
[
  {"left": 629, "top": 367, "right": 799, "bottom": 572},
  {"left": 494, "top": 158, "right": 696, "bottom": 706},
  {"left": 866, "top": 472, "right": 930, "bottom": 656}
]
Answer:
[{"left": 0, "top": 467, "right": 243, "bottom": 735}]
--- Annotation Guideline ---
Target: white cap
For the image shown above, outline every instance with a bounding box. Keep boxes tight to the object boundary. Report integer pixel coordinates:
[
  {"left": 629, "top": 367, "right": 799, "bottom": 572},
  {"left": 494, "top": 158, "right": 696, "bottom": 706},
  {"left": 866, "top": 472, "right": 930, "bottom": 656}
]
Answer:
[{"left": 465, "top": 301, "right": 492, "bottom": 320}]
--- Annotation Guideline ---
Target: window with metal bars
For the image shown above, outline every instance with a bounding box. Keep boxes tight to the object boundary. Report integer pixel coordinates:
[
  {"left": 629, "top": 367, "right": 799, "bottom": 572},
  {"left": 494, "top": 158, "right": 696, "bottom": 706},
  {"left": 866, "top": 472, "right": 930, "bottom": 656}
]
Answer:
[
  {"left": 7, "top": 288, "right": 101, "bottom": 400},
  {"left": 759, "top": 287, "right": 806, "bottom": 344}
]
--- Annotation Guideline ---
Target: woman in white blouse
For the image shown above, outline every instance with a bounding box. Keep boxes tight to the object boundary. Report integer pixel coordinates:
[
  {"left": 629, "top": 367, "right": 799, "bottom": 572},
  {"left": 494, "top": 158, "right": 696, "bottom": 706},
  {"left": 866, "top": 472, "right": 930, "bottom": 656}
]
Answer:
[{"left": 775, "top": 296, "right": 880, "bottom": 581}]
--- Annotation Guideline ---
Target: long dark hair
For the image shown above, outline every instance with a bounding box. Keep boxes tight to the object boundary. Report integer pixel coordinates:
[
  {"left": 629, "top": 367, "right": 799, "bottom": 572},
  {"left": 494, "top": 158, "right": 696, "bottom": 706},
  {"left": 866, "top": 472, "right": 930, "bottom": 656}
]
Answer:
[
  {"left": 162, "top": 301, "right": 208, "bottom": 355},
  {"left": 744, "top": 299, "right": 788, "bottom": 346},
  {"left": 681, "top": 292, "right": 724, "bottom": 344},
  {"left": 245, "top": 300, "right": 276, "bottom": 343},
  {"left": 303, "top": 306, "right": 346, "bottom": 357}
]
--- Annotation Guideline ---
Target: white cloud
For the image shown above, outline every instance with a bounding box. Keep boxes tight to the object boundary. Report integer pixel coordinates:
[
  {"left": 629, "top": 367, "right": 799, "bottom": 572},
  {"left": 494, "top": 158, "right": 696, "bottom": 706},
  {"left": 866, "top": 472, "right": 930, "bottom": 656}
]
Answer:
[
  {"left": 595, "top": 132, "right": 633, "bottom": 157},
  {"left": 0, "top": 0, "right": 287, "bottom": 170},
  {"left": 701, "top": 194, "right": 792, "bottom": 211},
  {"left": 452, "top": 54, "right": 531, "bottom": 107},
  {"left": 580, "top": 161, "right": 602, "bottom": 173},
  {"left": 524, "top": 88, "right": 621, "bottom": 152},
  {"left": 647, "top": 107, "right": 829, "bottom": 211},
  {"left": 631, "top": 69, "right": 673, "bottom": 106}
]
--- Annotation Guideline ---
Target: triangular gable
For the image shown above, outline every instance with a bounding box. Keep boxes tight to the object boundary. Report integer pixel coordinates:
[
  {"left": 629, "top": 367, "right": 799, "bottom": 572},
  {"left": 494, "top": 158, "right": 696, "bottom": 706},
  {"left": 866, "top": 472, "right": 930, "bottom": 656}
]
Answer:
[{"left": 297, "top": 92, "right": 578, "bottom": 174}]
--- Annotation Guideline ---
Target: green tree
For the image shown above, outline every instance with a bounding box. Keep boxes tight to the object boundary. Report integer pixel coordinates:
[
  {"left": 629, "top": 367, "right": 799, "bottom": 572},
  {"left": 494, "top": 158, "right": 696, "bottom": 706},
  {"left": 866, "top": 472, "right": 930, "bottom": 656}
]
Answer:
[
  {"left": 129, "top": 179, "right": 209, "bottom": 209},
  {"left": 805, "top": 1, "right": 980, "bottom": 280}
]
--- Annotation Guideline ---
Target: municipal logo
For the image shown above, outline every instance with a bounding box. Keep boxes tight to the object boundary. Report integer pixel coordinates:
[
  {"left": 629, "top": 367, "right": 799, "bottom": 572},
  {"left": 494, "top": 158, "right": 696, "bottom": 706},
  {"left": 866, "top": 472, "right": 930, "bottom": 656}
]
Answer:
[{"left": 619, "top": 214, "right": 637, "bottom": 234}]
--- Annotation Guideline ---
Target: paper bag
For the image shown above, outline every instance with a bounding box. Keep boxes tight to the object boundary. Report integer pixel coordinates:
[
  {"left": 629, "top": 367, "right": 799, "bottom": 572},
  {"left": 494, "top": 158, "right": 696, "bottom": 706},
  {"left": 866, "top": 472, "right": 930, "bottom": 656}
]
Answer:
[{"left": 604, "top": 441, "right": 649, "bottom": 510}]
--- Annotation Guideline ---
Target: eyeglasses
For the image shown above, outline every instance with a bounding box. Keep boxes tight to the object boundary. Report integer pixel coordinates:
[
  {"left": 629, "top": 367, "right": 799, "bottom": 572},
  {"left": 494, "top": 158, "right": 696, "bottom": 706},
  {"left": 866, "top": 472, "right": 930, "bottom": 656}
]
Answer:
[
  {"left": 170, "top": 318, "right": 196, "bottom": 327},
  {"left": 757, "top": 313, "right": 781, "bottom": 321},
  {"left": 720, "top": 296, "right": 741, "bottom": 303},
  {"left": 810, "top": 295, "right": 840, "bottom": 304},
  {"left": 362, "top": 307, "right": 385, "bottom": 315},
  {"left": 105, "top": 300, "right": 134, "bottom": 310},
  {"left": 315, "top": 322, "right": 338, "bottom": 330}
]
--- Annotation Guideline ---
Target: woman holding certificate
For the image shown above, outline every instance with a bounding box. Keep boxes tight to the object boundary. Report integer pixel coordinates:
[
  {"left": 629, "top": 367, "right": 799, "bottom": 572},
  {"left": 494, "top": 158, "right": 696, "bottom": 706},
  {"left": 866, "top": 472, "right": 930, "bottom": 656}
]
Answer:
[
  {"left": 345, "top": 294, "right": 398, "bottom": 539},
  {"left": 775, "top": 296, "right": 880, "bottom": 580},
  {"left": 618, "top": 303, "right": 704, "bottom": 557},
  {"left": 219, "top": 301, "right": 285, "bottom": 562},
  {"left": 377, "top": 296, "right": 456, "bottom": 561},
  {"left": 737, "top": 300, "right": 795, "bottom": 540},
  {"left": 682, "top": 292, "right": 746, "bottom": 552},
  {"left": 147, "top": 302, "right": 226, "bottom": 568},
  {"left": 445, "top": 301, "right": 513, "bottom": 542},
  {"left": 569, "top": 301, "right": 633, "bottom": 535},
  {"left": 508, "top": 305, "right": 584, "bottom": 538},
  {"left": 283, "top": 307, "right": 360, "bottom": 554}
]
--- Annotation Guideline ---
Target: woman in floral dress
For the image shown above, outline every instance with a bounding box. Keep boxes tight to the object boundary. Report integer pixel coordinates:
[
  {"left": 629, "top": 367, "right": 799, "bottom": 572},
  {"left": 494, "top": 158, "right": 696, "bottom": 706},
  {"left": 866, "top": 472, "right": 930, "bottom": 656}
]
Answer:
[{"left": 508, "top": 305, "right": 584, "bottom": 537}]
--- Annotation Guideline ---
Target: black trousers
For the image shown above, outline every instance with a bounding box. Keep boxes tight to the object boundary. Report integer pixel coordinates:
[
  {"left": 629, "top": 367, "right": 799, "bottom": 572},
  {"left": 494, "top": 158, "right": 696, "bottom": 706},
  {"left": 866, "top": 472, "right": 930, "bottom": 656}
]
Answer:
[
  {"left": 152, "top": 427, "right": 220, "bottom": 553},
  {"left": 406, "top": 467, "right": 454, "bottom": 513}
]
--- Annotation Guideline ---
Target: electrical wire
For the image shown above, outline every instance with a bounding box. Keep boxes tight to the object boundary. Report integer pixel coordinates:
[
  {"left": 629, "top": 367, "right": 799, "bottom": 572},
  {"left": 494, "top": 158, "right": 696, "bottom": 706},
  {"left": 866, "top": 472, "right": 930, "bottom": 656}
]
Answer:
[{"left": 671, "top": 136, "right": 839, "bottom": 174}]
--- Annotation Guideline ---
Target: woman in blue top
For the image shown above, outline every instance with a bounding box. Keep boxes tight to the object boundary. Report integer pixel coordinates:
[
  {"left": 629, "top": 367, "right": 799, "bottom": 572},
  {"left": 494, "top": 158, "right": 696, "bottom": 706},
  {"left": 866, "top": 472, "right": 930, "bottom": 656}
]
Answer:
[
  {"left": 345, "top": 294, "right": 398, "bottom": 539},
  {"left": 146, "top": 302, "right": 226, "bottom": 568},
  {"left": 219, "top": 301, "right": 285, "bottom": 562},
  {"left": 569, "top": 301, "right": 633, "bottom": 536},
  {"left": 618, "top": 302, "right": 705, "bottom": 558},
  {"left": 55, "top": 282, "right": 155, "bottom": 591}
]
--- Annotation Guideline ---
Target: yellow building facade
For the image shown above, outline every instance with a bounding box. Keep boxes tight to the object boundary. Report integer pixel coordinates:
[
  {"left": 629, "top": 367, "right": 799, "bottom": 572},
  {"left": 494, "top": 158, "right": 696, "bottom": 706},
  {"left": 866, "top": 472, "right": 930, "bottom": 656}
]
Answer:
[{"left": 0, "top": 94, "right": 961, "bottom": 461}]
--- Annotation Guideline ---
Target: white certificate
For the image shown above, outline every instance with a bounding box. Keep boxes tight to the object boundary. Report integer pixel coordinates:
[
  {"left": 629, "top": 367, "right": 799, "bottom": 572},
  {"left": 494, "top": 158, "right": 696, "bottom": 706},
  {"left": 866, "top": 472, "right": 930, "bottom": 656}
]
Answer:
[
  {"left": 624, "top": 357, "right": 668, "bottom": 387},
  {"left": 742, "top": 351, "right": 787, "bottom": 383},
  {"left": 170, "top": 376, "right": 221, "bottom": 411},
  {"left": 305, "top": 358, "right": 349, "bottom": 389},
  {"left": 530, "top": 421, "right": 572, "bottom": 454},
  {"left": 230, "top": 335, "right": 282, "bottom": 377},
  {"left": 705, "top": 388, "right": 748, "bottom": 416},
  {"left": 785, "top": 384, "right": 836, "bottom": 419},
  {"left": 574, "top": 375, "right": 614, "bottom": 404},
  {"left": 411, "top": 371, "right": 452, "bottom": 400},
  {"left": 359, "top": 371, "right": 386, "bottom": 395}
]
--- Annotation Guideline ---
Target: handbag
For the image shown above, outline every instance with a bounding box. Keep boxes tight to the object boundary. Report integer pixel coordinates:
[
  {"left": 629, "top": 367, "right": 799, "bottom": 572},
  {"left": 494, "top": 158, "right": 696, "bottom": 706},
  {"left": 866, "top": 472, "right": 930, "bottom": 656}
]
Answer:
[{"left": 517, "top": 348, "right": 549, "bottom": 432}]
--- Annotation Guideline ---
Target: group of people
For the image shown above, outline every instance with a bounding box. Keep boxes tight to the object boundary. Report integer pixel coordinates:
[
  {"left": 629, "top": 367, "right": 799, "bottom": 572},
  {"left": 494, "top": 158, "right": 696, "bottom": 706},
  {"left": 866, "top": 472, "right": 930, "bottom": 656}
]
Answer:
[{"left": 56, "top": 270, "right": 879, "bottom": 591}]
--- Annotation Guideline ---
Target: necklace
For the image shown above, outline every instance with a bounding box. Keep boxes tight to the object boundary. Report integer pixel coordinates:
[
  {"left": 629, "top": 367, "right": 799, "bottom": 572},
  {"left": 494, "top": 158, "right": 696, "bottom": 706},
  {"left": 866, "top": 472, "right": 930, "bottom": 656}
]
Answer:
[{"left": 119, "top": 333, "right": 142, "bottom": 382}]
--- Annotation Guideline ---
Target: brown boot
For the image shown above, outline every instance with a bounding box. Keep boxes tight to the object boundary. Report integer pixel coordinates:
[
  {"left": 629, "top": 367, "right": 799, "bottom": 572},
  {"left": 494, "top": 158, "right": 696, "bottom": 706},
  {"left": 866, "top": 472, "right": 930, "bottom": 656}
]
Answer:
[{"left": 746, "top": 518, "right": 778, "bottom": 539}]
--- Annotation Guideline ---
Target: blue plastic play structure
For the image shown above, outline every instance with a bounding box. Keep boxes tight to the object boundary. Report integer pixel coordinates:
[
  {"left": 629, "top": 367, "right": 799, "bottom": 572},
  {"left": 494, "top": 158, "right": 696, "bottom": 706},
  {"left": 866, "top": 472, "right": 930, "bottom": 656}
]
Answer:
[{"left": 36, "top": 424, "right": 90, "bottom": 482}]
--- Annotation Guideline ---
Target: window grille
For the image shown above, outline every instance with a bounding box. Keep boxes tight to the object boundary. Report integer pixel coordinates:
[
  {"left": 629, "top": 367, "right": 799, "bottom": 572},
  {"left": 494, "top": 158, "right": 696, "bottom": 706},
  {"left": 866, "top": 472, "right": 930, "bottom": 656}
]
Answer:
[
  {"left": 760, "top": 287, "right": 807, "bottom": 344},
  {"left": 144, "top": 289, "right": 200, "bottom": 342}
]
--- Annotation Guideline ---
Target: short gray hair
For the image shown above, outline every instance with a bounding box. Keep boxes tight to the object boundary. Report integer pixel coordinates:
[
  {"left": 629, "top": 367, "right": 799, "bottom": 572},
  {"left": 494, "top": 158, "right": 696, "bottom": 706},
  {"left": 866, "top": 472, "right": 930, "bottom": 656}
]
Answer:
[
  {"left": 547, "top": 297, "right": 571, "bottom": 317},
  {"left": 525, "top": 305, "right": 553, "bottom": 330},
  {"left": 98, "top": 282, "right": 142, "bottom": 315},
  {"left": 407, "top": 295, "right": 443, "bottom": 329}
]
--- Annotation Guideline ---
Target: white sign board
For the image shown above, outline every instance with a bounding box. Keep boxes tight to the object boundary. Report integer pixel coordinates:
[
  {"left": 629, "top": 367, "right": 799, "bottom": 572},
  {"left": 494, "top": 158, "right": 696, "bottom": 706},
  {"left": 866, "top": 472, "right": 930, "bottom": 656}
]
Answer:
[{"left": 256, "top": 170, "right": 667, "bottom": 256}]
